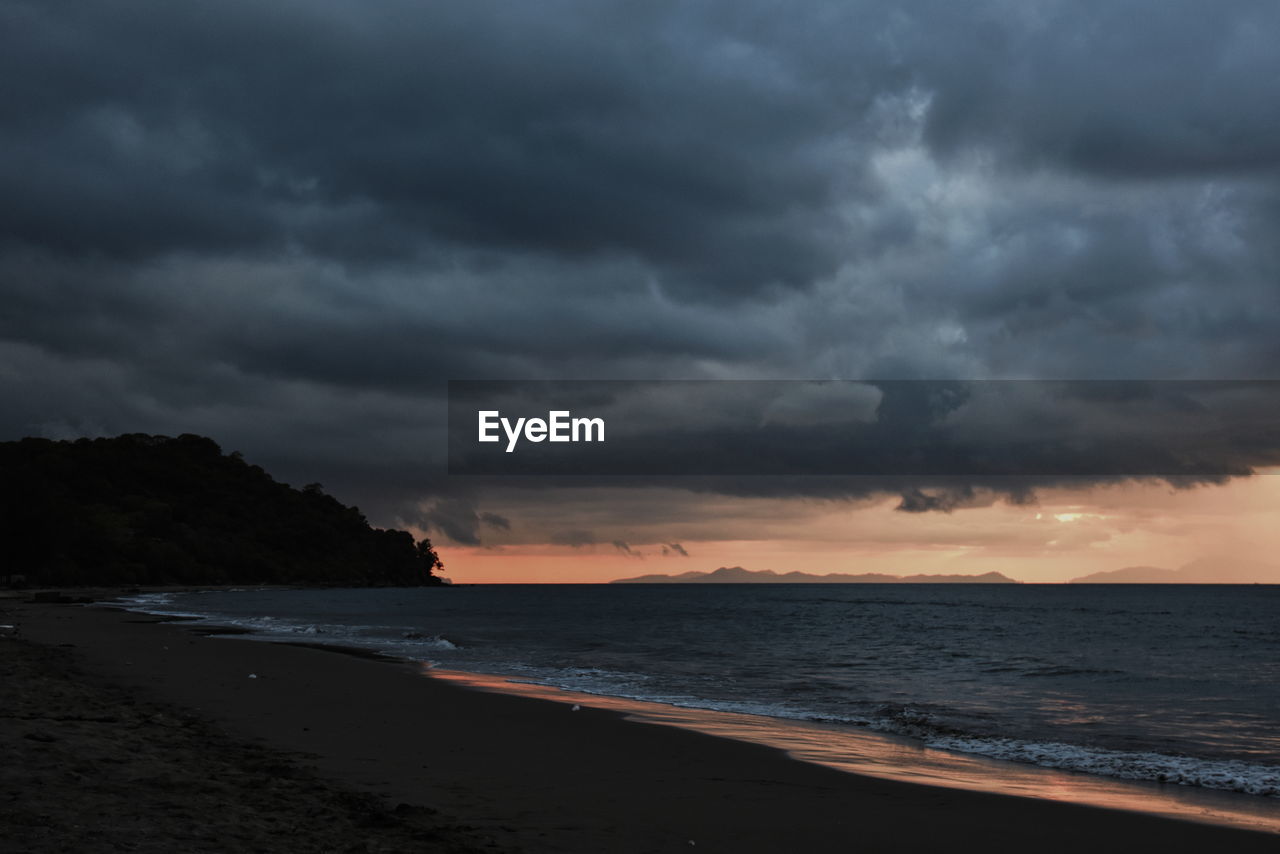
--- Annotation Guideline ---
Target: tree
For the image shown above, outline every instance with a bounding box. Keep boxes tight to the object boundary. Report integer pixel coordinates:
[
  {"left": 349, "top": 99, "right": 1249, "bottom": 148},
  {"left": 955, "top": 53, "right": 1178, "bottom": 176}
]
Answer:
[{"left": 416, "top": 538, "right": 445, "bottom": 578}]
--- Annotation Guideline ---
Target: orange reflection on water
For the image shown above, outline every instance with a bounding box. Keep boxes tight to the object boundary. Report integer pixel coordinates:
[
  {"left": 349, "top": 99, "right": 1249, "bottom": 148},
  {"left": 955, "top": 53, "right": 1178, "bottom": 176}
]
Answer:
[{"left": 425, "top": 666, "right": 1280, "bottom": 835}]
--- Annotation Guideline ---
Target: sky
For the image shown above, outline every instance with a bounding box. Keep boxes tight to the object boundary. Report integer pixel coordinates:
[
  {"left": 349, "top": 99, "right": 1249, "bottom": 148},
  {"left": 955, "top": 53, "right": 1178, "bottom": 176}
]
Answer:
[{"left": 3, "top": 0, "right": 1280, "bottom": 582}]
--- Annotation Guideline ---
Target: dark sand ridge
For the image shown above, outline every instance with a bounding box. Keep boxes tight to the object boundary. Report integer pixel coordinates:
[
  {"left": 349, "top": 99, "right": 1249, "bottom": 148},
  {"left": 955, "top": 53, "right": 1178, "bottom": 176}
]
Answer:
[{"left": 7, "top": 602, "right": 1279, "bottom": 853}]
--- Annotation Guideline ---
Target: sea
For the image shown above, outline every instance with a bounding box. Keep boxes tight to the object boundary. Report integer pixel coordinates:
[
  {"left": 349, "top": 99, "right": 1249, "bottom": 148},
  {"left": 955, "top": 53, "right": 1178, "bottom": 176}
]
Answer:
[{"left": 113, "top": 583, "right": 1280, "bottom": 828}]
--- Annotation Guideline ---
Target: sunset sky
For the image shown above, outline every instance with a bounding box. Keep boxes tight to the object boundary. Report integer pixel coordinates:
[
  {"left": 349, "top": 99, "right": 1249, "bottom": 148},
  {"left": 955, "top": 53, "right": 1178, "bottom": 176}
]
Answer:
[
  {"left": 444, "top": 472, "right": 1280, "bottom": 583},
  {"left": 4, "top": 1, "right": 1280, "bottom": 583}
]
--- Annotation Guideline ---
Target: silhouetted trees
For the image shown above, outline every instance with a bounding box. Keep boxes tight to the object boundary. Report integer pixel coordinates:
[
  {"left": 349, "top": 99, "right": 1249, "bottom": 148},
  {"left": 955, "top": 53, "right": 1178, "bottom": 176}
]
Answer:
[{"left": 0, "top": 434, "right": 446, "bottom": 588}]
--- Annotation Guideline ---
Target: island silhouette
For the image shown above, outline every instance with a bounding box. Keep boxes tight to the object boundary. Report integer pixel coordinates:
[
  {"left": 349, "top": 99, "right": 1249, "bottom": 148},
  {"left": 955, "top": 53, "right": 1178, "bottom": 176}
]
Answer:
[{"left": 611, "top": 566, "right": 1018, "bottom": 584}]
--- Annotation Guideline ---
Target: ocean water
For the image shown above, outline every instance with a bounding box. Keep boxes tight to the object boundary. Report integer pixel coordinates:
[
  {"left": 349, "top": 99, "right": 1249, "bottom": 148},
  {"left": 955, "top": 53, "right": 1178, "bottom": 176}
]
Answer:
[{"left": 116, "top": 584, "right": 1280, "bottom": 805}]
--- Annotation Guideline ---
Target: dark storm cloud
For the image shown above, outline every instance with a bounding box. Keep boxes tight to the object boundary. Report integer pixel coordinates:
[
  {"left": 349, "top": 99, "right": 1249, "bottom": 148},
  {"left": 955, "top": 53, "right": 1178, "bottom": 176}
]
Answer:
[
  {"left": 442, "top": 380, "right": 1276, "bottom": 539},
  {"left": 915, "top": 3, "right": 1280, "bottom": 177},
  {"left": 896, "top": 486, "right": 978, "bottom": 514},
  {"left": 1, "top": 0, "right": 879, "bottom": 292},
  {"left": 408, "top": 495, "right": 515, "bottom": 546},
  {"left": 4, "top": 0, "right": 1280, "bottom": 541},
  {"left": 550, "top": 530, "right": 597, "bottom": 548},
  {"left": 450, "top": 380, "right": 1280, "bottom": 478}
]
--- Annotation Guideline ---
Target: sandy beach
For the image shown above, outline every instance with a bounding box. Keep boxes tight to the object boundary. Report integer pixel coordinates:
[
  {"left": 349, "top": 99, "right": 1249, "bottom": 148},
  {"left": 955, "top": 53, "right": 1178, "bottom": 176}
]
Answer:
[{"left": 3, "top": 598, "right": 1277, "bottom": 854}]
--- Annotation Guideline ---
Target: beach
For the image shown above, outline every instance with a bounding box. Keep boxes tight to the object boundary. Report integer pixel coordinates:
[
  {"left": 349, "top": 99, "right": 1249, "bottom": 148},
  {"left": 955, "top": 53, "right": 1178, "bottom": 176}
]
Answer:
[{"left": 1, "top": 597, "right": 1275, "bottom": 853}]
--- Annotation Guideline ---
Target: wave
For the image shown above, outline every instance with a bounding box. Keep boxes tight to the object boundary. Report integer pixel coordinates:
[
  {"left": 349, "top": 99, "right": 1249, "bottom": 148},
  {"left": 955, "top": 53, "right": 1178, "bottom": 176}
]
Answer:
[
  {"left": 1019, "top": 665, "right": 1128, "bottom": 678},
  {"left": 925, "top": 736, "right": 1280, "bottom": 797},
  {"left": 865, "top": 705, "right": 1280, "bottom": 798},
  {"left": 517, "top": 671, "right": 1280, "bottom": 799},
  {"left": 107, "top": 593, "right": 461, "bottom": 653},
  {"left": 505, "top": 664, "right": 870, "bottom": 726}
]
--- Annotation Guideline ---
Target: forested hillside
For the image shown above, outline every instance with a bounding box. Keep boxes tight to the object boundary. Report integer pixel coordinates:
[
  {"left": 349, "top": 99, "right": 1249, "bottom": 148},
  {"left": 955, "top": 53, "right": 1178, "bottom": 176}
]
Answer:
[{"left": 0, "top": 434, "right": 444, "bottom": 587}]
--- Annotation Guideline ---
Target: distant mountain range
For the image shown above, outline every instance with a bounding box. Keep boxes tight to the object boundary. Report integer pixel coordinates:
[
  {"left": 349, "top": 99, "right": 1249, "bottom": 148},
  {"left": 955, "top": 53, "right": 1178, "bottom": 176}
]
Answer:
[
  {"left": 610, "top": 566, "right": 1019, "bottom": 584},
  {"left": 1067, "top": 566, "right": 1185, "bottom": 583},
  {"left": 611, "top": 555, "right": 1280, "bottom": 585},
  {"left": 1069, "top": 556, "right": 1280, "bottom": 584}
]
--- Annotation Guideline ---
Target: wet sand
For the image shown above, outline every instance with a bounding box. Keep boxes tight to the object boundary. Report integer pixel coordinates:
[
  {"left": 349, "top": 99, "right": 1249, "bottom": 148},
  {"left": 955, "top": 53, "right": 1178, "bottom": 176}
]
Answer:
[{"left": 5, "top": 599, "right": 1278, "bottom": 853}]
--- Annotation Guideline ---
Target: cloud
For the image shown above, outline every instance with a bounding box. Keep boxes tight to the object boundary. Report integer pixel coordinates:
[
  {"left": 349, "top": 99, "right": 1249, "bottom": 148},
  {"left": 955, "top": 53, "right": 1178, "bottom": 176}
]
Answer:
[
  {"left": 1, "top": 0, "right": 879, "bottom": 295},
  {"left": 550, "top": 529, "right": 596, "bottom": 548},
  {"left": 662, "top": 543, "right": 690, "bottom": 557},
  {"left": 897, "top": 487, "right": 971, "bottom": 514},
  {"left": 3, "top": 1, "right": 1280, "bottom": 544},
  {"left": 449, "top": 381, "right": 1280, "bottom": 496},
  {"left": 914, "top": 3, "right": 1280, "bottom": 179},
  {"left": 407, "top": 495, "right": 511, "bottom": 546}
]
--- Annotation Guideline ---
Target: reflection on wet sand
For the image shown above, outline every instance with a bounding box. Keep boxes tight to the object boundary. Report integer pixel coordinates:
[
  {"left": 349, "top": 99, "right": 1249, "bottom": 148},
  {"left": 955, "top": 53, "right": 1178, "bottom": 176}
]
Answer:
[{"left": 428, "top": 667, "right": 1280, "bottom": 835}]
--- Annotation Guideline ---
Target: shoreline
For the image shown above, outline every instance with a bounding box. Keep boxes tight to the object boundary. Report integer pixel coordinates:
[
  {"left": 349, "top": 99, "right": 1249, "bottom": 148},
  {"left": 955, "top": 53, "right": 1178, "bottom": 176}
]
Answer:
[
  {"left": 6, "top": 601, "right": 1279, "bottom": 852},
  {"left": 425, "top": 668, "right": 1280, "bottom": 835},
  {"left": 102, "top": 587, "right": 1280, "bottom": 830}
]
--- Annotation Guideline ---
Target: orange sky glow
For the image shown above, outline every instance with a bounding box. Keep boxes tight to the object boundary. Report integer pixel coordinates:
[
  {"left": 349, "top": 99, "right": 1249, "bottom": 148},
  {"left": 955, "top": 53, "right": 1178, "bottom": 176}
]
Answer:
[{"left": 425, "top": 470, "right": 1280, "bottom": 584}]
